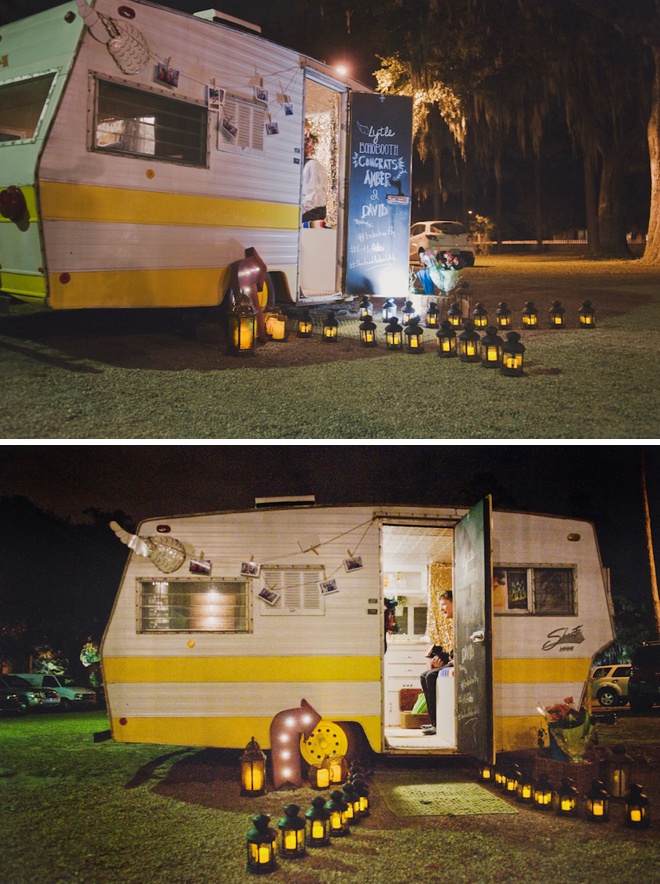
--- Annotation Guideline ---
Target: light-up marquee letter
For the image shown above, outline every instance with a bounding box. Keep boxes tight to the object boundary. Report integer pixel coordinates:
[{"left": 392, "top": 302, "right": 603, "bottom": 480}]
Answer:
[{"left": 269, "top": 699, "right": 322, "bottom": 789}]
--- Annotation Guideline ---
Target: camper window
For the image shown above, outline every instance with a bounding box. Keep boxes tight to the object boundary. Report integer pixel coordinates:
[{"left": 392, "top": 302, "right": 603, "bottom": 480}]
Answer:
[
  {"left": 137, "top": 577, "right": 249, "bottom": 632},
  {"left": 259, "top": 566, "right": 325, "bottom": 616},
  {"left": 493, "top": 566, "right": 576, "bottom": 615},
  {"left": 0, "top": 72, "right": 56, "bottom": 143},
  {"left": 93, "top": 78, "right": 207, "bottom": 167}
]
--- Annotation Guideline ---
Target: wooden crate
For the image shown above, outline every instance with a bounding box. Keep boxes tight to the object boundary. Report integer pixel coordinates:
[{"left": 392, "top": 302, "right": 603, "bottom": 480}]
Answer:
[{"left": 533, "top": 757, "right": 601, "bottom": 794}]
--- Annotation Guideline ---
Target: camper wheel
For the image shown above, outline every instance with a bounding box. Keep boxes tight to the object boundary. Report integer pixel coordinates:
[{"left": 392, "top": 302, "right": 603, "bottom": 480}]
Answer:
[{"left": 223, "top": 272, "right": 276, "bottom": 312}]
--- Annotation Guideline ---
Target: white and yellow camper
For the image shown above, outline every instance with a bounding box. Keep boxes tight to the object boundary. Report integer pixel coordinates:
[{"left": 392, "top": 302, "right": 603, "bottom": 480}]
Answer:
[
  {"left": 0, "top": 1, "right": 412, "bottom": 311},
  {"left": 102, "top": 498, "right": 615, "bottom": 769}
]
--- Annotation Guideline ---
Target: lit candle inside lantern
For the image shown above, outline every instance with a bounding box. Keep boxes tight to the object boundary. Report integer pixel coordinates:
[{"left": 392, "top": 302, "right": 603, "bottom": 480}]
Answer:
[
  {"left": 592, "top": 803, "right": 604, "bottom": 816},
  {"left": 259, "top": 845, "right": 270, "bottom": 864},
  {"left": 316, "top": 768, "right": 330, "bottom": 788},
  {"left": 409, "top": 337, "right": 419, "bottom": 348},
  {"left": 330, "top": 762, "right": 342, "bottom": 783},
  {"left": 266, "top": 315, "right": 286, "bottom": 340},
  {"left": 561, "top": 798, "right": 572, "bottom": 812},
  {"left": 442, "top": 341, "right": 450, "bottom": 351},
  {"left": 233, "top": 324, "right": 254, "bottom": 350},
  {"left": 312, "top": 820, "right": 324, "bottom": 838},
  {"left": 487, "top": 346, "right": 498, "bottom": 361},
  {"left": 247, "top": 767, "right": 263, "bottom": 792},
  {"left": 467, "top": 343, "right": 475, "bottom": 356},
  {"left": 331, "top": 813, "right": 342, "bottom": 829},
  {"left": 630, "top": 809, "right": 642, "bottom": 822},
  {"left": 285, "top": 832, "right": 296, "bottom": 850}
]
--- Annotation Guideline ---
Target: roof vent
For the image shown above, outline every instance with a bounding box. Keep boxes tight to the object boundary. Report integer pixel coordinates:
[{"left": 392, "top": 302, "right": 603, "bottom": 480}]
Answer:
[
  {"left": 194, "top": 8, "right": 261, "bottom": 34},
  {"left": 254, "top": 496, "right": 316, "bottom": 509}
]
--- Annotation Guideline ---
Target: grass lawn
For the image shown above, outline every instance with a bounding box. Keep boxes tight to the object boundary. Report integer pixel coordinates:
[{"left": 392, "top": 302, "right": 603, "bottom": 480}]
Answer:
[{"left": 1, "top": 710, "right": 659, "bottom": 883}]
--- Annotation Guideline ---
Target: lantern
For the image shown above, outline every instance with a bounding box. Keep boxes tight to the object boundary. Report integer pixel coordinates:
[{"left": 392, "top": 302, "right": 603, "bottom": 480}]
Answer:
[
  {"left": 458, "top": 321, "right": 481, "bottom": 363},
  {"left": 350, "top": 775, "right": 370, "bottom": 816},
  {"left": 472, "top": 302, "right": 489, "bottom": 328},
  {"left": 327, "top": 753, "right": 348, "bottom": 785},
  {"left": 384, "top": 317, "right": 404, "bottom": 350},
  {"left": 276, "top": 803, "right": 306, "bottom": 858},
  {"left": 342, "top": 782, "right": 362, "bottom": 822},
  {"left": 554, "top": 777, "right": 579, "bottom": 817},
  {"left": 495, "top": 301, "right": 512, "bottom": 329},
  {"left": 584, "top": 780, "right": 610, "bottom": 822},
  {"left": 359, "top": 296, "right": 373, "bottom": 319},
  {"left": 359, "top": 316, "right": 378, "bottom": 347},
  {"left": 624, "top": 782, "right": 650, "bottom": 828},
  {"left": 521, "top": 300, "right": 538, "bottom": 328},
  {"left": 402, "top": 299, "right": 417, "bottom": 325},
  {"left": 324, "top": 789, "right": 350, "bottom": 836},
  {"left": 305, "top": 796, "right": 331, "bottom": 847},
  {"left": 504, "top": 764, "right": 521, "bottom": 796},
  {"left": 264, "top": 307, "right": 288, "bottom": 341},
  {"left": 436, "top": 320, "right": 457, "bottom": 357},
  {"left": 494, "top": 763, "right": 507, "bottom": 790},
  {"left": 549, "top": 299, "right": 566, "bottom": 328},
  {"left": 404, "top": 316, "right": 425, "bottom": 353},
  {"left": 240, "top": 737, "right": 267, "bottom": 796},
  {"left": 480, "top": 325, "right": 503, "bottom": 368},
  {"left": 297, "top": 309, "right": 313, "bottom": 338},
  {"left": 516, "top": 771, "right": 535, "bottom": 804},
  {"left": 605, "top": 747, "right": 634, "bottom": 799},
  {"left": 478, "top": 762, "right": 494, "bottom": 783},
  {"left": 246, "top": 813, "right": 278, "bottom": 874},
  {"left": 578, "top": 299, "right": 596, "bottom": 328},
  {"left": 425, "top": 300, "right": 440, "bottom": 328},
  {"left": 309, "top": 756, "right": 332, "bottom": 790},
  {"left": 500, "top": 331, "right": 526, "bottom": 377},
  {"left": 532, "top": 773, "right": 553, "bottom": 810},
  {"left": 382, "top": 297, "right": 398, "bottom": 322},
  {"left": 228, "top": 294, "right": 257, "bottom": 356},
  {"left": 447, "top": 301, "right": 463, "bottom": 328},
  {"left": 322, "top": 312, "right": 339, "bottom": 342}
]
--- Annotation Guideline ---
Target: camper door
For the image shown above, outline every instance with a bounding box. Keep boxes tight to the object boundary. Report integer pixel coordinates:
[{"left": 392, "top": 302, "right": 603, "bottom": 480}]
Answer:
[{"left": 454, "top": 497, "right": 495, "bottom": 765}]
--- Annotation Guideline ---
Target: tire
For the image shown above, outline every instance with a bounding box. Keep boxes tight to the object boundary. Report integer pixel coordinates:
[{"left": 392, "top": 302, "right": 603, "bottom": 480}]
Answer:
[
  {"left": 60, "top": 698, "right": 72, "bottom": 712},
  {"left": 597, "top": 687, "right": 619, "bottom": 707}
]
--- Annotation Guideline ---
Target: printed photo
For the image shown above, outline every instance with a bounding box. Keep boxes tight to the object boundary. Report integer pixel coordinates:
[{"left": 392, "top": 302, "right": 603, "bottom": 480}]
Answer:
[
  {"left": 344, "top": 556, "right": 363, "bottom": 572},
  {"left": 258, "top": 586, "right": 280, "bottom": 606},
  {"left": 220, "top": 117, "right": 238, "bottom": 141},
  {"left": 208, "top": 86, "right": 225, "bottom": 110},
  {"left": 254, "top": 86, "right": 269, "bottom": 103},
  {"left": 265, "top": 122, "right": 279, "bottom": 135},
  {"left": 284, "top": 102, "right": 294, "bottom": 116},
  {"left": 156, "top": 63, "right": 179, "bottom": 87},
  {"left": 241, "top": 560, "right": 261, "bottom": 578},
  {"left": 319, "top": 578, "right": 339, "bottom": 595},
  {"left": 189, "top": 558, "right": 212, "bottom": 575}
]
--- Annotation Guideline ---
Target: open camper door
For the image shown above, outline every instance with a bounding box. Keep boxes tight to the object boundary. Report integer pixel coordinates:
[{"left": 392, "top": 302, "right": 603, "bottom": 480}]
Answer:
[{"left": 454, "top": 497, "right": 494, "bottom": 765}]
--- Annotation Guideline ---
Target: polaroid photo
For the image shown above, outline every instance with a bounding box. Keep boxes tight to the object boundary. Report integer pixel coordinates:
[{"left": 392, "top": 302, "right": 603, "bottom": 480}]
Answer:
[
  {"left": 343, "top": 556, "right": 363, "bottom": 573},
  {"left": 254, "top": 86, "right": 269, "bottom": 103},
  {"left": 189, "top": 558, "right": 212, "bottom": 575},
  {"left": 241, "top": 560, "right": 261, "bottom": 578},
  {"left": 266, "top": 122, "right": 279, "bottom": 135},
  {"left": 156, "top": 63, "right": 179, "bottom": 88},
  {"left": 208, "top": 86, "right": 225, "bottom": 110},
  {"left": 319, "top": 578, "right": 338, "bottom": 595},
  {"left": 258, "top": 586, "right": 280, "bottom": 606},
  {"left": 284, "top": 102, "right": 294, "bottom": 116},
  {"left": 220, "top": 117, "right": 238, "bottom": 141}
]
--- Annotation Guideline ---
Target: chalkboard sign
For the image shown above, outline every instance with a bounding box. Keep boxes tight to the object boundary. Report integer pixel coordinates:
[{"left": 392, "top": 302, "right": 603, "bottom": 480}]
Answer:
[
  {"left": 454, "top": 497, "right": 494, "bottom": 764},
  {"left": 345, "top": 92, "right": 413, "bottom": 297}
]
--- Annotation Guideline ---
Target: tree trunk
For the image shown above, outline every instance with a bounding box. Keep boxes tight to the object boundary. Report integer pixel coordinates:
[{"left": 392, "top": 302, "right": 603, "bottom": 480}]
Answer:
[
  {"left": 641, "top": 453, "right": 660, "bottom": 639},
  {"left": 596, "top": 148, "right": 632, "bottom": 258},
  {"left": 583, "top": 153, "right": 600, "bottom": 256},
  {"left": 642, "top": 43, "right": 660, "bottom": 263},
  {"left": 534, "top": 154, "right": 543, "bottom": 251}
]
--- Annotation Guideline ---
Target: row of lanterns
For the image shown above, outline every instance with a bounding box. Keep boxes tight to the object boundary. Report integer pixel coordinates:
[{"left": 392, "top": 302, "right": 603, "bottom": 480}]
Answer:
[{"left": 478, "top": 760, "right": 650, "bottom": 827}]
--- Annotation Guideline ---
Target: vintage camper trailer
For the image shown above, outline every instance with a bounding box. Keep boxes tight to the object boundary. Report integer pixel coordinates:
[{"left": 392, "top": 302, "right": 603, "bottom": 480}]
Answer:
[
  {"left": 0, "top": 1, "right": 412, "bottom": 312},
  {"left": 102, "top": 499, "right": 615, "bottom": 770}
]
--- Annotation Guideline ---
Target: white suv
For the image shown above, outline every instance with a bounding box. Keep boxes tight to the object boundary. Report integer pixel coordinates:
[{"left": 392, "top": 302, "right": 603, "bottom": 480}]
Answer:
[
  {"left": 409, "top": 220, "right": 476, "bottom": 266},
  {"left": 589, "top": 664, "right": 631, "bottom": 707},
  {"left": 16, "top": 673, "right": 96, "bottom": 711}
]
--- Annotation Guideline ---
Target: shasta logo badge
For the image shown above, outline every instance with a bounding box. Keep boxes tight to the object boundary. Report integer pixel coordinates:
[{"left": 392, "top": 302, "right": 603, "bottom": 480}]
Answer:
[{"left": 542, "top": 625, "right": 585, "bottom": 651}]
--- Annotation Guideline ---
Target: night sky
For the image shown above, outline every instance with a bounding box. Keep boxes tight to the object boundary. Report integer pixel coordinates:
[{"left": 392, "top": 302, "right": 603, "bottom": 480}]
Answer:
[{"left": 1, "top": 444, "right": 658, "bottom": 616}]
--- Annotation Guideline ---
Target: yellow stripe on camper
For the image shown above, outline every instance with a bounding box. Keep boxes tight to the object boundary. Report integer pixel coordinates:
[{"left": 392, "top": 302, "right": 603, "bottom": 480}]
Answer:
[
  {"left": 103, "top": 655, "right": 381, "bottom": 684},
  {"left": 494, "top": 658, "right": 591, "bottom": 684},
  {"left": 39, "top": 181, "right": 300, "bottom": 230}
]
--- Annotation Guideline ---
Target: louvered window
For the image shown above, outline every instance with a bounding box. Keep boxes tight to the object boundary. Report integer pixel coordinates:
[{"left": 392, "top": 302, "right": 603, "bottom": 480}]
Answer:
[
  {"left": 260, "top": 566, "right": 325, "bottom": 616},
  {"left": 218, "top": 95, "right": 265, "bottom": 154}
]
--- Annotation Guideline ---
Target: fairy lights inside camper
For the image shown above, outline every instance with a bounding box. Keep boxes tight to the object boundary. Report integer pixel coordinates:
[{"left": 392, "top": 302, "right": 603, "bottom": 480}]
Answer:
[
  {"left": 228, "top": 294, "right": 256, "bottom": 355},
  {"left": 240, "top": 737, "right": 267, "bottom": 796},
  {"left": 276, "top": 804, "right": 306, "bottom": 858},
  {"left": 246, "top": 813, "right": 278, "bottom": 874}
]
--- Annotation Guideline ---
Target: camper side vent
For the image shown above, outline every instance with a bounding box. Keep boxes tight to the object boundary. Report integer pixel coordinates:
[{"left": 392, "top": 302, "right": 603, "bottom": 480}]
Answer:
[
  {"left": 260, "top": 566, "right": 324, "bottom": 616},
  {"left": 219, "top": 95, "right": 265, "bottom": 154}
]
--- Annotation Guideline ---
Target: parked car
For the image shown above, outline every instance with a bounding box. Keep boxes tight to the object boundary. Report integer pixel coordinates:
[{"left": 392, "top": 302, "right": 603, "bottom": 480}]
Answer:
[
  {"left": 15, "top": 673, "right": 96, "bottom": 711},
  {"left": 0, "top": 687, "right": 21, "bottom": 715},
  {"left": 409, "top": 220, "right": 476, "bottom": 266},
  {"left": 0, "top": 675, "right": 61, "bottom": 712},
  {"left": 628, "top": 641, "right": 660, "bottom": 713},
  {"left": 589, "top": 663, "right": 631, "bottom": 707}
]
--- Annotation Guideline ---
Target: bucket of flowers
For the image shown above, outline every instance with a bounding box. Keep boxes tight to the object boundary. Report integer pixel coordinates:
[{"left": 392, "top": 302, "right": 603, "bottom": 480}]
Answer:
[
  {"left": 417, "top": 249, "right": 466, "bottom": 294},
  {"left": 538, "top": 696, "right": 594, "bottom": 763}
]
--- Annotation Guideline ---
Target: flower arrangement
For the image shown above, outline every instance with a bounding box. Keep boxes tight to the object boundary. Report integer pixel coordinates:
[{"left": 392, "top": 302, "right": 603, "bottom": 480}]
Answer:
[
  {"left": 538, "top": 696, "right": 594, "bottom": 763},
  {"left": 417, "top": 248, "right": 466, "bottom": 293},
  {"left": 438, "top": 250, "right": 464, "bottom": 271}
]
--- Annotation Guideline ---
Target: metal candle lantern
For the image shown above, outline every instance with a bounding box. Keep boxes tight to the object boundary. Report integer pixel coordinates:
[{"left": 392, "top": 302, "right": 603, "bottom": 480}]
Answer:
[
  {"left": 549, "top": 299, "right": 566, "bottom": 328},
  {"left": 404, "top": 316, "right": 425, "bottom": 353},
  {"left": 350, "top": 775, "right": 370, "bottom": 816},
  {"left": 501, "top": 331, "right": 526, "bottom": 376},
  {"left": 322, "top": 312, "right": 339, "bottom": 342},
  {"left": 521, "top": 300, "right": 538, "bottom": 328},
  {"left": 297, "top": 309, "right": 313, "bottom": 338},
  {"left": 480, "top": 325, "right": 503, "bottom": 368},
  {"left": 516, "top": 772, "right": 535, "bottom": 804},
  {"left": 246, "top": 813, "right": 278, "bottom": 874},
  {"left": 342, "top": 782, "right": 362, "bottom": 822},
  {"left": 228, "top": 293, "right": 257, "bottom": 356},
  {"left": 309, "top": 756, "right": 331, "bottom": 789},
  {"left": 359, "top": 296, "right": 373, "bottom": 319},
  {"left": 264, "top": 307, "right": 288, "bottom": 341},
  {"left": 505, "top": 764, "right": 521, "bottom": 796},
  {"left": 425, "top": 300, "right": 440, "bottom": 328},
  {"left": 276, "top": 803, "right": 306, "bottom": 858},
  {"left": 447, "top": 301, "right": 463, "bottom": 328},
  {"left": 402, "top": 299, "right": 416, "bottom": 326},
  {"left": 578, "top": 299, "right": 596, "bottom": 328},
  {"left": 478, "top": 762, "right": 494, "bottom": 783},
  {"left": 554, "top": 777, "right": 579, "bottom": 817},
  {"left": 605, "top": 747, "right": 633, "bottom": 799},
  {"left": 305, "top": 796, "right": 331, "bottom": 846},
  {"left": 384, "top": 317, "right": 404, "bottom": 350},
  {"left": 382, "top": 297, "right": 398, "bottom": 322},
  {"left": 324, "top": 789, "right": 350, "bottom": 836},
  {"left": 359, "top": 316, "right": 378, "bottom": 347},
  {"left": 532, "top": 773, "right": 553, "bottom": 810},
  {"left": 240, "top": 737, "right": 267, "bottom": 796},
  {"left": 458, "top": 320, "right": 481, "bottom": 363},
  {"left": 472, "top": 302, "right": 489, "bottom": 328},
  {"left": 495, "top": 301, "right": 512, "bottom": 329},
  {"left": 584, "top": 780, "right": 610, "bottom": 822},
  {"left": 624, "top": 782, "right": 650, "bottom": 828}
]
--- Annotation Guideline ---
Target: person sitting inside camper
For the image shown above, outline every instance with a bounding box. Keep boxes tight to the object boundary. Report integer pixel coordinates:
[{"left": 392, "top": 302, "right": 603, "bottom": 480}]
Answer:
[
  {"left": 302, "top": 127, "right": 328, "bottom": 223},
  {"left": 420, "top": 590, "right": 453, "bottom": 736}
]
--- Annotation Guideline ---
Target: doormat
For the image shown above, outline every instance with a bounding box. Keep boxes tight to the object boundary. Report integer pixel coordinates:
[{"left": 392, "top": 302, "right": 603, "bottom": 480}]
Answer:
[{"left": 378, "top": 776, "right": 518, "bottom": 817}]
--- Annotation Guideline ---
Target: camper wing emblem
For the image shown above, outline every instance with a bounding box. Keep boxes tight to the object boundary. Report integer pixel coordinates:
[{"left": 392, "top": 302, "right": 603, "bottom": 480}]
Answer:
[
  {"left": 110, "top": 521, "right": 186, "bottom": 573},
  {"left": 76, "top": 0, "right": 150, "bottom": 75}
]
